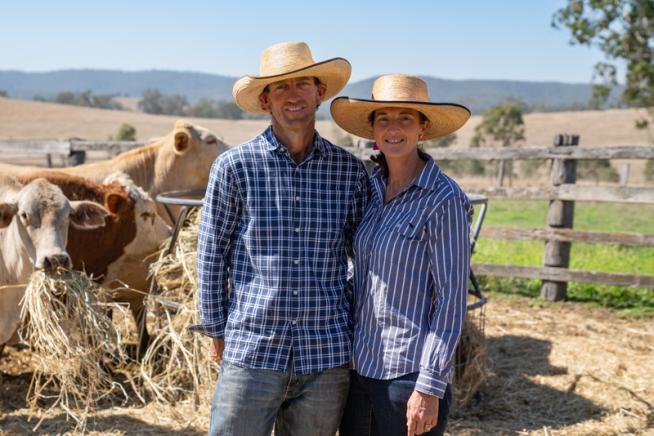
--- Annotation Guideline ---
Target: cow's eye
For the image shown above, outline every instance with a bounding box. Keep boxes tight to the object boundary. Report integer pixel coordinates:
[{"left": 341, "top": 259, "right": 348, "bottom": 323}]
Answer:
[
  {"left": 20, "top": 212, "right": 30, "bottom": 224},
  {"left": 206, "top": 137, "right": 217, "bottom": 145}
]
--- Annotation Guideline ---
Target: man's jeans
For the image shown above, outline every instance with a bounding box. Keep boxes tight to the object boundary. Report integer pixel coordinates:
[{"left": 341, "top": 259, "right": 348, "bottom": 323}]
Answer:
[
  {"left": 209, "top": 360, "right": 350, "bottom": 436},
  {"left": 339, "top": 371, "right": 453, "bottom": 436}
]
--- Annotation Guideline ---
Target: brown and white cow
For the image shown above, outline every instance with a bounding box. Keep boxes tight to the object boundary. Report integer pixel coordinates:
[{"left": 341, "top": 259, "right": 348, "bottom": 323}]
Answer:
[
  {"left": 0, "top": 175, "right": 109, "bottom": 348},
  {"left": 16, "top": 171, "right": 171, "bottom": 354},
  {"left": 0, "top": 120, "right": 228, "bottom": 223}
]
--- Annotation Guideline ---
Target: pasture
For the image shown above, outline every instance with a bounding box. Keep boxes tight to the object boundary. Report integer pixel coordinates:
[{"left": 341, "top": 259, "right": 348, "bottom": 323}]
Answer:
[
  {"left": 1, "top": 99, "right": 653, "bottom": 435},
  {"left": 472, "top": 200, "right": 654, "bottom": 316}
]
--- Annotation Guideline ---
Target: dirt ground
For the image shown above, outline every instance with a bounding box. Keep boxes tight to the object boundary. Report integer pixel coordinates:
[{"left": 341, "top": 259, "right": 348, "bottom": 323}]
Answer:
[{"left": 1, "top": 294, "right": 652, "bottom": 436}]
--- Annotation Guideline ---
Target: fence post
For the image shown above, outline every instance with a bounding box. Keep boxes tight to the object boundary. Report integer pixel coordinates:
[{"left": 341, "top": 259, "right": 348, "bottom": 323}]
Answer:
[{"left": 540, "top": 134, "right": 578, "bottom": 301}]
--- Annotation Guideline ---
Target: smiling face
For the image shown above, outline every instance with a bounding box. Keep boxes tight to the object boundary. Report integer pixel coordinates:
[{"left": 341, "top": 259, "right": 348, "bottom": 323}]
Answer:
[
  {"left": 372, "top": 107, "right": 430, "bottom": 159},
  {"left": 258, "top": 76, "right": 327, "bottom": 131}
]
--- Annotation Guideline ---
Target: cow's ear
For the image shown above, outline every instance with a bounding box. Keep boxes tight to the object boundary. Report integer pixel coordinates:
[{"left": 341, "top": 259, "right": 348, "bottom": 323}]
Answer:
[
  {"left": 174, "top": 130, "right": 190, "bottom": 154},
  {"left": 69, "top": 201, "right": 109, "bottom": 230},
  {"left": 0, "top": 203, "right": 18, "bottom": 228},
  {"left": 104, "top": 192, "right": 124, "bottom": 214}
]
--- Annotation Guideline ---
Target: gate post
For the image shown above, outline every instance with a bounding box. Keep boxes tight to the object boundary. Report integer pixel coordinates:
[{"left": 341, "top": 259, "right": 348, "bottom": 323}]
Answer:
[{"left": 540, "top": 134, "right": 578, "bottom": 301}]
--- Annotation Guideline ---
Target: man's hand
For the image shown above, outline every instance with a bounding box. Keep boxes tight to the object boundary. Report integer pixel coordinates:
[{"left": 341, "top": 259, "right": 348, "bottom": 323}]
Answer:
[
  {"left": 210, "top": 338, "right": 225, "bottom": 365},
  {"left": 406, "top": 390, "right": 439, "bottom": 435}
]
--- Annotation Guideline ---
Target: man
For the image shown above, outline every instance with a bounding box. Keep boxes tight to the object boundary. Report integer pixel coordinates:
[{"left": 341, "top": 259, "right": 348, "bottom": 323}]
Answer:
[{"left": 191, "top": 42, "right": 370, "bottom": 436}]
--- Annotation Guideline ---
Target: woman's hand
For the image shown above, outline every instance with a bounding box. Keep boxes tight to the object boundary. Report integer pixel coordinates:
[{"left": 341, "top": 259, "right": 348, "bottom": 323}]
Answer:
[{"left": 406, "top": 390, "right": 438, "bottom": 435}]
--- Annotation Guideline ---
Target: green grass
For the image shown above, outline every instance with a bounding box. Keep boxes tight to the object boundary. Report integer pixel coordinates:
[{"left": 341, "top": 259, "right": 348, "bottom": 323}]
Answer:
[
  {"left": 475, "top": 200, "right": 654, "bottom": 233},
  {"left": 472, "top": 199, "right": 654, "bottom": 315}
]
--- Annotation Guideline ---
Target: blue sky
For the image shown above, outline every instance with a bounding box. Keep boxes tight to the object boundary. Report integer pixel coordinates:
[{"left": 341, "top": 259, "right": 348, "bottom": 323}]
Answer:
[{"left": 1, "top": 0, "right": 617, "bottom": 83}]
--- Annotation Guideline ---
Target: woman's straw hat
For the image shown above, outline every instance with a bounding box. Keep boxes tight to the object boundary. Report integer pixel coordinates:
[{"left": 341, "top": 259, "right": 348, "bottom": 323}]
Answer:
[
  {"left": 232, "top": 42, "right": 351, "bottom": 114},
  {"left": 330, "top": 74, "right": 470, "bottom": 140}
]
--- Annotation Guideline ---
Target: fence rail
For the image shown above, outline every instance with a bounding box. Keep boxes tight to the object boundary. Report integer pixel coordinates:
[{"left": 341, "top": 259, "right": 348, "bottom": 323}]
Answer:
[
  {"left": 473, "top": 263, "right": 654, "bottom": 289},
  {"left": 467, "top": 185, "right": 654, "bottom": 203},
  {"left": 481, "top": 226, "right": 654, "bottom": 247}
]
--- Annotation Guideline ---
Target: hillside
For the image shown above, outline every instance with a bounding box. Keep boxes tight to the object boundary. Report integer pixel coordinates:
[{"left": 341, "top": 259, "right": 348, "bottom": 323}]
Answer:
[
  {"left": 1, "top": 96, "right": 650, "bottom": 146},
  {"left": 1, "top": 97, "right": 650, "bottom": 183},
  {"left": 0, "top": 69, "right": 623, "bottom": 113}
]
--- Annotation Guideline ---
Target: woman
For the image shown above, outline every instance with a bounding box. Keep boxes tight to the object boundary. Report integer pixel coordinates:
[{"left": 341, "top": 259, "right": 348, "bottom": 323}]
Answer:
[{"left": 331, "top": 74, "right": 473, "bottom": 436}]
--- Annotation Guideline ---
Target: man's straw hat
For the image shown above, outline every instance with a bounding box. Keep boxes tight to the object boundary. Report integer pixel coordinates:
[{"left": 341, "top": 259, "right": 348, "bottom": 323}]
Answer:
[
  {"left": 232, "top": 42, "right": 351, "bottom": 114},
  {"left": 330, "top": 74, "right": 470, "bottom": 140}
]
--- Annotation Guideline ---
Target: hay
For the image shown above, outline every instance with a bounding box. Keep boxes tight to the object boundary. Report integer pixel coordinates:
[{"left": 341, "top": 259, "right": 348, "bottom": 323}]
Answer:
[
  {"left": 149, "top": 209, "right": 199, "bottom": 302},
  {"left": 454, "top": 314, "right": 488, "bottom": 410},
  {"left": 140, "top": 209, "right": 217, "bottom": 405},
  {"left": 19, "top": 269, "right": 129, "bottom": 432}
]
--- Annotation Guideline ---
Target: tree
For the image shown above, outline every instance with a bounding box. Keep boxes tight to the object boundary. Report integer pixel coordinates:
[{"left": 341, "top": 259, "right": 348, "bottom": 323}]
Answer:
[
  {"left": 470, "top": 101, "right": 526, "bottom": 186},
  {"left": 114, "top": 123, "right": 137, "bottom": 141},
  {"left": 0, "top": 90, "right": 8, "bottom": 98},
  {"left": 553, "top": 0, "right": 654, "bottom": 112},
  {"left": 554, "top": 0, "right": 654, "bottom": 175},
  {"left": 138, "top": 89, "right": 164, "bottom": 114},
  {"left": 139, "top": 89, "right": 188, "bottom": 116}
]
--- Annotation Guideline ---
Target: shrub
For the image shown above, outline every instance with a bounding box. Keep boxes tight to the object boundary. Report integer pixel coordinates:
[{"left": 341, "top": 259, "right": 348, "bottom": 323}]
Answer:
[{"left": 114, "top": 123, "right": 136, "bottom": 141}]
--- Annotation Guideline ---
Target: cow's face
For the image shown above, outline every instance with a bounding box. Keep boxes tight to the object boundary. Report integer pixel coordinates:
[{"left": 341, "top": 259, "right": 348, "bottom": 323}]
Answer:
[
  {"left": 104, "top": 172, "right": 171, "bottom": 257},
  {"left": 168, "top": 121, "right": 228, "bottom": 190},
  {"left": 0, "top": 179, "right": 109, "bottom": 272}
]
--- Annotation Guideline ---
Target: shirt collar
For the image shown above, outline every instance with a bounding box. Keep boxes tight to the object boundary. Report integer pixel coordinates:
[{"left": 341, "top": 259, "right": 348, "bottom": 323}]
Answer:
[
  {"left": 370, "top": 158, "right": 442, "bottom": 203},
  {"left": 261, "top": 125, "right": 326, "bottom": 157},
  {"left": 412, "top": 158, "right": 442, "bottom": 191}
]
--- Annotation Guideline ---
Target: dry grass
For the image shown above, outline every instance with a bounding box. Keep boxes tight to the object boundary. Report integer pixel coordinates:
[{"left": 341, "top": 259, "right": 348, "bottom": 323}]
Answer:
[
  {"left": 139, "top": 210, "right": 217, "bottom": 406},
  {"left": 0, "top": 97, "right": 341, "bottom": 146},
  {"left": 1, "top": 97, "right": 652, "bottom": 182},
  {"left": 2, "top": 292, "right": 653, "bottom": 434},
  {"left": 19, "top": 270, "right": 130, "bottom": 432},
  {"left": 449, "top": 294, "right": 654, "bottom": 435},
  {"left": 454, "top": 313, "right": 488, "bottom": 411}
]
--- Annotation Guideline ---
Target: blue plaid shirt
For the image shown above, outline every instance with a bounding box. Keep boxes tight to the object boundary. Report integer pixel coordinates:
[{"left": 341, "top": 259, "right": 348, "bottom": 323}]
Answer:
[
  {"left": 193, "top": 126, "right": 370, "bottom": 375},
  {"left": 352, "top": 160, "right": 472, "bottom": 398}
]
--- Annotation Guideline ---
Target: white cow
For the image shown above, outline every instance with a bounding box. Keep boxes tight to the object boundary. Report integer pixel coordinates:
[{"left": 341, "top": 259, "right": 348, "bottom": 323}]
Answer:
[{"left": 0, "top": 175, "right": 109, "bottom": 349}]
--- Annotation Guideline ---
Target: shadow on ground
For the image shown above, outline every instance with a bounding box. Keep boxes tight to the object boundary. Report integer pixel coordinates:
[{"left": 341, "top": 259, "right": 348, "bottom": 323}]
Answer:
[
  {"left": 0, "top": 413, "right": 204, "bottom": 435},
  {"left": 450, "top": 335, "right": 605, "bottom": 433}
]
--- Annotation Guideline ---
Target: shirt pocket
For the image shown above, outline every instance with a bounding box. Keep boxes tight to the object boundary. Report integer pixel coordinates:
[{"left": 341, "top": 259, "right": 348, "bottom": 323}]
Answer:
[{"left": 394, "top": 211, "right": 431, "bottom": 242}]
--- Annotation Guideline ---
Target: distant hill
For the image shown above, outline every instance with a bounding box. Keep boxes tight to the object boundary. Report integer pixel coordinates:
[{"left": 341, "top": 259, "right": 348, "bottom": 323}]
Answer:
[
  {"left": 0, "top": 69, "right": 236, "bottom": 102},
  {"left": 342, "top": 77, "right": 622, "bottom": 114},
  {"left": 0, "top": 69, "right": 622, "bottom": 114}
]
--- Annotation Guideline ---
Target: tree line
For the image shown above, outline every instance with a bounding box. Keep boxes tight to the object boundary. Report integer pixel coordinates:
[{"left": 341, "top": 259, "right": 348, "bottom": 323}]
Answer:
[
  {"left": 29, "top": 88, "right": 251, "bottom": 120},
  {"left": 137, "top": 89, "right": 250, "bottom": 119},
  {"left": 33, "top": 90, "right": 124, "bottom": 110}
]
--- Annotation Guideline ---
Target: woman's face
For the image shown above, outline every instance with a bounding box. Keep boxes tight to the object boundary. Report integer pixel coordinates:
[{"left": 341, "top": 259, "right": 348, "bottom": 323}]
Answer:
[{"left": 372, "top": 107, "right": 429, "bottom": 158}]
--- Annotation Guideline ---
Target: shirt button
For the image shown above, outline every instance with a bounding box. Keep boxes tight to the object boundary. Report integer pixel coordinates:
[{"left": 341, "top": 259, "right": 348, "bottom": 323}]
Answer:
[
  {"left": 293, "top": 259, "right": 300, "bottom": 265},
  {"left": 294, "top": 227, "right": 300, "bottom": 233},
  {"left": 295, "top": 196, "right": 300, "bottom": 201},
  {"left": 291, "top": 320, "right": 297, "bottom": 325},
  {"left": 293, "top": 291, "right": 298, "bottom": 296}
]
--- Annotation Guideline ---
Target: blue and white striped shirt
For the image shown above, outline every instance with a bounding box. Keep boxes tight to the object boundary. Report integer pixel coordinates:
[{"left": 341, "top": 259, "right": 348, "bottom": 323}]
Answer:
[
  {"left": 352, "top": 159, "right": 472, "bottom": 398},
  {"left": 193, "top": 126, "right": 370, "bottom": 375}
]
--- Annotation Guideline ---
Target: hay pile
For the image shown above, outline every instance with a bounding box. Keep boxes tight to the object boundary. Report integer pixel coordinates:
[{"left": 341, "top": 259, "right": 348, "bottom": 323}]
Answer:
[
  {"left": 19, "top": 269, "right": 129, "bottom": 431},
  {"left": 140, "top": 209, "right": 217, "bottom": 405},
  {"left": 454, "top": 314, "right": 488, "bottom": 410}
]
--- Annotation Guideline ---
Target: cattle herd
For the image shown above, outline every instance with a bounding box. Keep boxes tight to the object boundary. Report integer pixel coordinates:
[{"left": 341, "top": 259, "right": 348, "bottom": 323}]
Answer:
[{"left": 0, "top": 120, "right": 228, "bottom": 356}]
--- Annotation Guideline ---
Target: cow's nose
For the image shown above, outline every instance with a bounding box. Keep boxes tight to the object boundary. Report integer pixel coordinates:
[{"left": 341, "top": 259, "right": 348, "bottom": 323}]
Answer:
[{"left": 42, "top": 253, "right": 72, "bottom": 272}]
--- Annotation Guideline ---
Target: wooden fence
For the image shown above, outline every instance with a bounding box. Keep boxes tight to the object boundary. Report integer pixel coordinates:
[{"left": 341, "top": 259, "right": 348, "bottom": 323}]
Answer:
[
  {"left": 1, "top": 135, "right": 653, "bottom": 301},
  {"left": 423, "top": 134, "right": 653, "bottom": 301}
]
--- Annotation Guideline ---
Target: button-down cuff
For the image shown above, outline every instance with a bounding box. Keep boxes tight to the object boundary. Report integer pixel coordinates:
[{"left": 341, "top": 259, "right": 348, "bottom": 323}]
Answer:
[
  {"left": 415, "top": 370, "right": 448, "bottom": 398},
  {"left": 188, "top": 322, "right": 225, "bottom": 339}
]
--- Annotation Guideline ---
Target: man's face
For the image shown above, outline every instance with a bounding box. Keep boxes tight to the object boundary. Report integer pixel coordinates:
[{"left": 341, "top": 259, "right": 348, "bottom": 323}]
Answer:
[{"left": 258, "top": 76, "right": 327, "bottom": 129}]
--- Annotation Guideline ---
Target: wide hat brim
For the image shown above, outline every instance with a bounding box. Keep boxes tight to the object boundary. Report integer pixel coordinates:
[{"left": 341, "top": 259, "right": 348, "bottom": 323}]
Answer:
[
  {"left": 330, "top": 97, "right": 471, "bottom": 140},
  {"left": 233, "top": 58, "right": 351, "bottom": 115}
]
